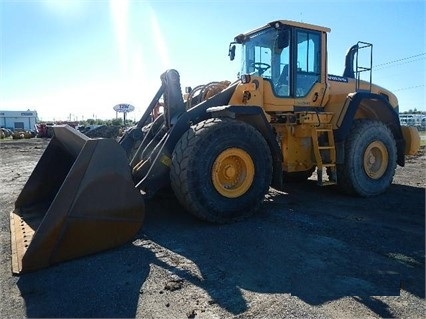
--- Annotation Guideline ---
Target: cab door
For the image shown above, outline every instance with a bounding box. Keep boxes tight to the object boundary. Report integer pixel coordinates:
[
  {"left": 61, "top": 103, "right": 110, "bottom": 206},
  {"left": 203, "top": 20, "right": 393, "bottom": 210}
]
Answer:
[
  {"left": 292, "top": 28, "right": 326, "bottom": 107},
  {"left": 264, "top": 27, "right": 327, "bottom": 112}
]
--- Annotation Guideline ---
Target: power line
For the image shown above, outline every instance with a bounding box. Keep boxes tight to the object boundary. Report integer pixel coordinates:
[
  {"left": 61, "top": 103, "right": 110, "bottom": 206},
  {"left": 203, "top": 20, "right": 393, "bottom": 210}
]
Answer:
[
  {"left": 374, "top": 53, "right": 426, "bottom": 68},
  {"left": 375, "top": 57, "right": 426, "bottom": 71},
  {"left": 393, "top": 84, "right": 425, "bottom": 92}
]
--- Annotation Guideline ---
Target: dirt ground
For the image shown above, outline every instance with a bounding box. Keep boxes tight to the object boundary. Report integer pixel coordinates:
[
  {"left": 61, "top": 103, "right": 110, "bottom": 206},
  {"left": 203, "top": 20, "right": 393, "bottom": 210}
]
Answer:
[{"left": 0, "top": 137, "right": 425, "bottom": 318}]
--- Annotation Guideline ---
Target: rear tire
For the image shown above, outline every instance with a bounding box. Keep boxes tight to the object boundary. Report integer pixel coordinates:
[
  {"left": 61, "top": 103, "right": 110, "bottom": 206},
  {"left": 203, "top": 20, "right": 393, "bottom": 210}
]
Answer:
[
  {"left": 337, "top": 119, "right": 397, "bottom": 196},
  {"left": 170, "top": 118, "right": 272, "bottom": 223}
]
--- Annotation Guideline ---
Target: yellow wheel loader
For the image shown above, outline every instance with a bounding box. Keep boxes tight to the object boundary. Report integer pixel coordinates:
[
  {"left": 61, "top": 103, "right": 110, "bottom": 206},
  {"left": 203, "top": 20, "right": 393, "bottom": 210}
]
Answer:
[{"left": 10, "top": 20, "right": 420, "bottom": 274}]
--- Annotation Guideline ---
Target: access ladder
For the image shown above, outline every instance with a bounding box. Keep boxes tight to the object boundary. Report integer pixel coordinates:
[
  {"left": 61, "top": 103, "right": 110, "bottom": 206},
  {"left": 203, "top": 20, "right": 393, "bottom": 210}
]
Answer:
[{"left": 311, "top": 126, "right": 337, "bottom": 186}]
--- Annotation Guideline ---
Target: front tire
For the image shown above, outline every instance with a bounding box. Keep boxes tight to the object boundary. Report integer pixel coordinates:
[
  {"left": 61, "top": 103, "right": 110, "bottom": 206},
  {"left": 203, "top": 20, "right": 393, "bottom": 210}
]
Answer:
[
  {"left": 170, "top": 118, "right": 272, "bottom": 223},
  {"left": 337, "top": 119, "right": 397, "bottom": 196}
]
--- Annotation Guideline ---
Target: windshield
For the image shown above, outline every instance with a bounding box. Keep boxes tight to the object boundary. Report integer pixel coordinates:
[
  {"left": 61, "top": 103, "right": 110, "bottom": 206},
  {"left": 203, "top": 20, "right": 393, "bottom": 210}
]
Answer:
[{"left": 240, "top": 27, "right": 290, "bottom": 81}]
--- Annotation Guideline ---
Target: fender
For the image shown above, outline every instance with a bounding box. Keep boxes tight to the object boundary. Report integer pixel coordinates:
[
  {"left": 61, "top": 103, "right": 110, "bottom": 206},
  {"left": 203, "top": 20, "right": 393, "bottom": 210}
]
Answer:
[
  {"left": 207, "top": 105, "right": 283, "bottom": 190},
  {"left": 334, "top": 92, "right": 405, "bottom": 166}
]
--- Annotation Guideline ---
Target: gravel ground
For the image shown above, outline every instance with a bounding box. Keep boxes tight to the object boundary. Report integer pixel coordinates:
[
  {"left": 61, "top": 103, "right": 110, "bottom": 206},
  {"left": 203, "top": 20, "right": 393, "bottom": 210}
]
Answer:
[{"left": 0, "top": 138, "right": 425, "bottom": 318}]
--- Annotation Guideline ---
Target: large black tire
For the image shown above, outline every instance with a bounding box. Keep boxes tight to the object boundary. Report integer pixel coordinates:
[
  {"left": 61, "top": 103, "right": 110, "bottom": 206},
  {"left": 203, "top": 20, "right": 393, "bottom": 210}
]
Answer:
[
  {"left": 337, "top": 119, "right": 397, "bottom": 196},
  {"left": 170, "top": 118, "right": 272, "bottom": 223}
]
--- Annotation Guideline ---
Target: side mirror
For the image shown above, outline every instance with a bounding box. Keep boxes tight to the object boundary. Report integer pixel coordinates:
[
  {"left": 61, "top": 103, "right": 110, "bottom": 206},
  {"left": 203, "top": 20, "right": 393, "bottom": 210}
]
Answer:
[{"left": 228, "top": 44, "right": 236, "bottom": 61}]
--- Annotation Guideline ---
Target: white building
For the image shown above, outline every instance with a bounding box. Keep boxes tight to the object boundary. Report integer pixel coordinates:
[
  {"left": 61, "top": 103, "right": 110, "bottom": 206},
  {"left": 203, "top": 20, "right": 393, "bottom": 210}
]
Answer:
[{"left": 0, "top": 110, "right": 38, "bottom": 131}]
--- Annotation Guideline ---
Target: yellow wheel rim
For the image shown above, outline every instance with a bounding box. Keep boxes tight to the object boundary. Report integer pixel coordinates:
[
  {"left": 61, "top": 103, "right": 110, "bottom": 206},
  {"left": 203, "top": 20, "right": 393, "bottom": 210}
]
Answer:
[
  {"left": 212, "top": 148, "right": 255, "bottom": 198},
  {"left": 363, "top": 141, "right": 388, "bottom": 179}
]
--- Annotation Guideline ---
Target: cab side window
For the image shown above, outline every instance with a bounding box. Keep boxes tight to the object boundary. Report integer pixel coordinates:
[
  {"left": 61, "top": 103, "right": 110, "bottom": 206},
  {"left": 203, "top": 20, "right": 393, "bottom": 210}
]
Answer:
[{"left": 296, "top": 30, "right": 321, "bottom": 97}]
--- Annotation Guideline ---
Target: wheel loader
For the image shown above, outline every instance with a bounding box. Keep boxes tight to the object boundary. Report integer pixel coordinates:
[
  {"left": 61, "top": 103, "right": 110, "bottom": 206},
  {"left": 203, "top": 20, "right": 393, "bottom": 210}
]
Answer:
[{"left": 10, "top": 20, "right": 420, "bottom": 274}]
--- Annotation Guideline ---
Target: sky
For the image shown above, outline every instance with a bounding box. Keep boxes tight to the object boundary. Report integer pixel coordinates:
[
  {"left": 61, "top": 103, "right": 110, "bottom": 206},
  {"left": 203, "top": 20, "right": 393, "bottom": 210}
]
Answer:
[{"left": 0, "top": 0, "right": 425, "bottom": 121}]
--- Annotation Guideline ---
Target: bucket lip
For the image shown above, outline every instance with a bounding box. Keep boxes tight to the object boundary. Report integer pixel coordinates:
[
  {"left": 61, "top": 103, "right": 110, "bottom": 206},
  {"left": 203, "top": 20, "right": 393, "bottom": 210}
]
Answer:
[
  {"left": 10, "top": 207, "right": 145, "bottom": 275},
  {"left": 10, "top": 210, "right": 24, "bottom": 274}
]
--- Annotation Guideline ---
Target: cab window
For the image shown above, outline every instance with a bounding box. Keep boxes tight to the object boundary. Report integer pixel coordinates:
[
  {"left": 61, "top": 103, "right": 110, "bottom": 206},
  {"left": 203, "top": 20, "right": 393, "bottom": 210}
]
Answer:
[
  {"left": 273, "top": 30, "right": 290, "bottom": 97},
  {"left": 295, "top": 30, "right": 321, "bottom": 97}
]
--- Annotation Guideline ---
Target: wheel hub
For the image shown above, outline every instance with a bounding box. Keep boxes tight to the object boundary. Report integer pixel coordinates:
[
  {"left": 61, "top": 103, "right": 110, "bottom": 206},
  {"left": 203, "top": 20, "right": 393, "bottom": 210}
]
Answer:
[
  {"left": 212, "top": 148, "right": 255, "bottom": 198},
  {"left": 224, "top": 165, "right": 236, "bottom": 179},
  {"left": 363, "top": 141, "right": 388, "bottom": 179}
]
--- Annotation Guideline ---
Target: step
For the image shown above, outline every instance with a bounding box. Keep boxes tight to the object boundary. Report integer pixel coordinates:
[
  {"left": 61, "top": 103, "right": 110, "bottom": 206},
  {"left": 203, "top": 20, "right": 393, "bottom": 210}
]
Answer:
[{"left": 318, "top": 180, "right": 337, "bottom": 186}]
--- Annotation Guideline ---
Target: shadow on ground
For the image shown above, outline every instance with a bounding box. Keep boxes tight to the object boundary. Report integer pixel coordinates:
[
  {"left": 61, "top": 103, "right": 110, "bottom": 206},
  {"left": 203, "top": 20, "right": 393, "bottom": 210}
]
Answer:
[
  {"left": 17, "top": 244, "right": 153, "bottom": 318},
  {"left": 17, "top": 182, "right": 425, "bottom": 318}
]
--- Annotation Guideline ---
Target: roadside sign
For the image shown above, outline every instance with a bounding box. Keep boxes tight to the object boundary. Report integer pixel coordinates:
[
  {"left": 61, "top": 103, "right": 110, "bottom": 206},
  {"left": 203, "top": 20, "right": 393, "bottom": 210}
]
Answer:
[{"left": 113, "top": 104, "right": 135, "bottom": 113}]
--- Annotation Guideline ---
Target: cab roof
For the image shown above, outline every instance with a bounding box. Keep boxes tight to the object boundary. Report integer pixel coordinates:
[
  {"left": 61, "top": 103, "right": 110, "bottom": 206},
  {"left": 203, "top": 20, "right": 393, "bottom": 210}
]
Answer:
[{"left": 236, "top": 20, "right": 331, "bottom": 40}]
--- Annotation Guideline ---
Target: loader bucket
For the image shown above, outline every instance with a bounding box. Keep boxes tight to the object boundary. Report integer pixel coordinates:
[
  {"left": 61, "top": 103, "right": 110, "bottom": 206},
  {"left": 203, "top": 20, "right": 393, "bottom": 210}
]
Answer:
[{"left": 10, "top": 125, "right": 145, "bottom": 274}]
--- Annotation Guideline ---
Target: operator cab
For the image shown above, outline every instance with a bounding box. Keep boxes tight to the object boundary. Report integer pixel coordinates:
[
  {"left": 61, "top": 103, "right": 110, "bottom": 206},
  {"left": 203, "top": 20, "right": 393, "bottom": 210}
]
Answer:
[{"left": 229, "top": 20, "right": 330, "bottom": 108}]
